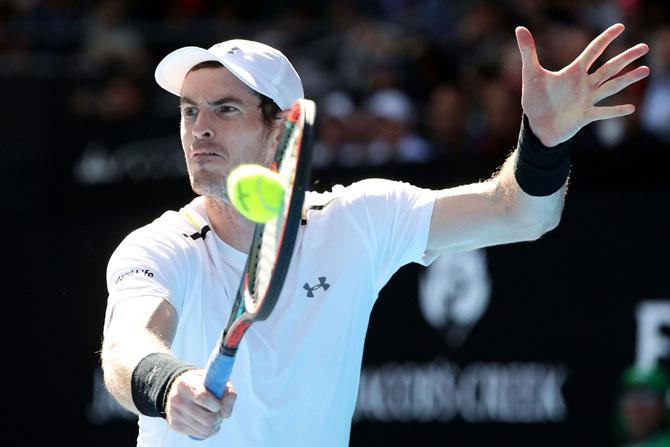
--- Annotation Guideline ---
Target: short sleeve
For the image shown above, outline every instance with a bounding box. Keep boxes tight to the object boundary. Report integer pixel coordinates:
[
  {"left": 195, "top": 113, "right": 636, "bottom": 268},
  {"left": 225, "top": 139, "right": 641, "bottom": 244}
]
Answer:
[
  {"left": 339, "top": 179, "right": 437, "bottom": 291},
  {"left": 104, "top": 223, "right": 190, "bottom": 330}
]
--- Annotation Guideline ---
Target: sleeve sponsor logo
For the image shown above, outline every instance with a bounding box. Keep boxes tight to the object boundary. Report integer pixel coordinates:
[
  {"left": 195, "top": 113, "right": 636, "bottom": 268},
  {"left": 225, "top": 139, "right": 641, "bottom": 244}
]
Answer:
[{"left": 114, "top": 268, "right": 155, "bottom": 285}]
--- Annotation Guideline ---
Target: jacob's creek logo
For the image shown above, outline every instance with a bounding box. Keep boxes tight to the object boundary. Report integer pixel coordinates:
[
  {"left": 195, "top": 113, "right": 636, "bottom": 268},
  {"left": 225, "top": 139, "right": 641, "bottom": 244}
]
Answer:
[
  {"left": 354, "top": 249, "right": 568, "bottom": 425},
  {"left": 114, "top": 268, "right": 155, "bottom": 285}
]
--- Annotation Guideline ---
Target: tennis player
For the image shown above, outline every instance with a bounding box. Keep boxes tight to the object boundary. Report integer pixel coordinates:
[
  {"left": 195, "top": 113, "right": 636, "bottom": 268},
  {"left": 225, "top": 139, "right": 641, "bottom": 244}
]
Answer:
[{"left": 101, "top": 24, "right": 648, "bottom": 446}]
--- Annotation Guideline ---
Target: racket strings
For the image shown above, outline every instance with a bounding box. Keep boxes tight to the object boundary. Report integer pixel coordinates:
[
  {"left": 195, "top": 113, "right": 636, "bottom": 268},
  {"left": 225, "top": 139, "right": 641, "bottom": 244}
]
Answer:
[{"left": 250, "top": 105, "right": 303, "bottom": 311}]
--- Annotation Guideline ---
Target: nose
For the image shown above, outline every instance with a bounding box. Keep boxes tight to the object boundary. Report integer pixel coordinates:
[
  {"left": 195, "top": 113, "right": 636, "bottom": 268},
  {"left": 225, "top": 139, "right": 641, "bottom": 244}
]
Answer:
[{"left": 193, "top": 109, "right": 215, "bottom": 139}]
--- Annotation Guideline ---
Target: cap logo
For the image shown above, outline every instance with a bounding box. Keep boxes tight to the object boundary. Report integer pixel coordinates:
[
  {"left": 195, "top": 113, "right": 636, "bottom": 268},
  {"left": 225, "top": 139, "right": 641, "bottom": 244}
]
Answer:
[{"left": 227, "top": 47, "right": 240, "bottom": 55}]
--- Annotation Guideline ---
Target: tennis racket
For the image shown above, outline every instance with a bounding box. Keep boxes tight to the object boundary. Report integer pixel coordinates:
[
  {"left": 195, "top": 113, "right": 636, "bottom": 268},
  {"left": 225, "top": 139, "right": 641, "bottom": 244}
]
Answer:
[{"left": 202, "top": 98, "right": 315, "bottom": 401}]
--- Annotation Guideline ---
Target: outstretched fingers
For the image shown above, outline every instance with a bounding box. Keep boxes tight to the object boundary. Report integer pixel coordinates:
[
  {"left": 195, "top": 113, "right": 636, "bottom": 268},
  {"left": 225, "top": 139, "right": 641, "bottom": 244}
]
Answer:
[
  {"left": 576, "top": 23, "right": 625, "bottom": 72},
  {"left": 592, "top": 43, "right": 649, "bottom": 86},
  {"left": 515, "top": 26, "right": 540, "bottom": 70},
  {"left": 593, "top": 65, "right": 650, "bottom": 103},
  {"left": 589, "top": 104, "right": 635, "bottom": 122}
]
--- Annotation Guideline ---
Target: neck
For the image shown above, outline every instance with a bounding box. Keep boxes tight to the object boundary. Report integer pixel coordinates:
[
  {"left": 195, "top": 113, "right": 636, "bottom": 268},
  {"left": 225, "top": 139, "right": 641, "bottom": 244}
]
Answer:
[{"left": 203, "top": 195, "right": 255, "bottom": 252}]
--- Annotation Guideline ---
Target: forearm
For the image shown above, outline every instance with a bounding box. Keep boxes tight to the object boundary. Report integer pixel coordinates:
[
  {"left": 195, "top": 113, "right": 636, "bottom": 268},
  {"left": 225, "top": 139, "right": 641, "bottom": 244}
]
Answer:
[
  {"left": 428, "top": 115, "right": 569, "bottom": 253},
  {"left": 101, "top": 296, "right": 179, "bottom": 414},
  {"left": 100, "top": 297, "right": 232, "bottom": 438},
  {"left": 492, "top": 148, "right": 566, "bottom": 240},
  {"left": 101, "top": 329, "right": 172, "bottom": 414}
]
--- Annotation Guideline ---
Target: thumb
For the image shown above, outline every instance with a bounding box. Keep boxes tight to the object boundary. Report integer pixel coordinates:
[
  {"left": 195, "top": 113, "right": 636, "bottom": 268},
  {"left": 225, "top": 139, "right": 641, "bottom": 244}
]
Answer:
[{"left": 515, "top": 26, "right": 540, "bottom": 70}]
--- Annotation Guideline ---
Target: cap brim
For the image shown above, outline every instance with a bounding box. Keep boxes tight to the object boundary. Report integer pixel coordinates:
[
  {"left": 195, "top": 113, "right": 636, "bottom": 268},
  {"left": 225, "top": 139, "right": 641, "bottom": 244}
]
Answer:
[{"left": 155, "top": 46, "right": 221, "bottom": 96}]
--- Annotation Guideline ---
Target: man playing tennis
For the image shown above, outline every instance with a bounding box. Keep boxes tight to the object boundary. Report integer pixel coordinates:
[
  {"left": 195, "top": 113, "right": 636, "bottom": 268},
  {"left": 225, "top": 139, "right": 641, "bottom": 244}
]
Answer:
[{"left": 102, "top": 24, "right": 648, "bottom": 446}]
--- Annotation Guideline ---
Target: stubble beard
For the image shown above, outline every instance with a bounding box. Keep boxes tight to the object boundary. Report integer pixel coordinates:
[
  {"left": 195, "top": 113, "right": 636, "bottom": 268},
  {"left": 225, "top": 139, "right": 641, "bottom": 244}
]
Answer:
[
  {"left": 188, "top": 166, "right": 231, "bottom": 205},
  {"left": 185, "top": 132, "right": 275, "bottom": 206}
]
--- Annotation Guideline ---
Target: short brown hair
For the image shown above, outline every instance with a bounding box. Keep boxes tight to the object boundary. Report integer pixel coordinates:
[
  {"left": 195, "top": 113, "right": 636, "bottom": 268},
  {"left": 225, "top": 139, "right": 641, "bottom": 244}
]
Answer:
[{"left": 188, "top": 60, "right": 281, "bottom": 128}]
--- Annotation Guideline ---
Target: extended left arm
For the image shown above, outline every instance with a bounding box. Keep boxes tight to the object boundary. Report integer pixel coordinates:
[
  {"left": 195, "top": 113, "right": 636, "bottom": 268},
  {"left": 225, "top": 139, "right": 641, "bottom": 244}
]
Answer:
[
  {"left": 427, "top": 149, "right": 565, "bottom": 253},
  {"left": 428, "top": 23, "right": 649, "bottom": 254}
]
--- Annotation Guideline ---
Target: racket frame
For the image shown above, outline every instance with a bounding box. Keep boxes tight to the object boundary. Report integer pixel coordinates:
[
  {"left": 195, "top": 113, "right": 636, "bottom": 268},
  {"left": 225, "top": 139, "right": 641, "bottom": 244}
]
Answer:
[{"left": 202, "top": 98, "right": 315, "bottom": 398}]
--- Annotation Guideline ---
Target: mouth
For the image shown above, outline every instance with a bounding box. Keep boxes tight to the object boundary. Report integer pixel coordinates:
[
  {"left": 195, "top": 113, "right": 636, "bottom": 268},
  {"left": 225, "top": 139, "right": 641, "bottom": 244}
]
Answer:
[
  {"left": 190, "top": 146, "right": 228, "bottom": 160},
  {"left": 192, "top": 152, "right": 222, "bottom": 157},
  {"left": 189, "top": 141, "right": 228, "bottom": 163}
]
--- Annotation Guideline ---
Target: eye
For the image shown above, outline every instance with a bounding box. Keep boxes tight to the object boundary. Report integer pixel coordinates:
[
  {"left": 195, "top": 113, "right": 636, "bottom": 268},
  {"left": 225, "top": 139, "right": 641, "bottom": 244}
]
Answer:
[
  {"left": 181, "top": 106, "right": 197, "bottom": 118},
  {"left": 216, "top": 105, "right": 239, "bottom": 114}
]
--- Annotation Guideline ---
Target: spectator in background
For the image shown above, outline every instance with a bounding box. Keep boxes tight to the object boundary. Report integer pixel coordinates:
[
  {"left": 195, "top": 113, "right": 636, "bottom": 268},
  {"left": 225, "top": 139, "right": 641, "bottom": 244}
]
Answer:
[
  {"left": 640, "top": 26, "right": 670, "bottom": 143},
  {"left": 472, "top": 78, "right": 521, "bottom": 157},
  {"left": 616, "top": 365, "right": 670, "bottom": 447},
  {"left": 70, "top": 73, "right": 146, "bottom": 122},
  {"left": 334, "top": 19, "right": 416, "bottom": 95},
  {"left": 593, "top": 34, "right": 654, "bottom": 152},
  {"left": 312, "top": 91, "right": 357, "bottom": 168},
  {"left": 364, "top": 88, "right": 433, "bottom": 165},
  {"left": 499, "top": 36, "right": 522, "bottom": 95},
  {"left": 79, "top": 0, "right": 148, "bottom": 76},
  {"left": 426, "top": 83, "right": 472, "bottom": 161},
  {"left": 68, "top": 0, "right": 151, "bottom": 154},
  {"left": 544, "top": 20, "right": 592, "bottom": 71}
]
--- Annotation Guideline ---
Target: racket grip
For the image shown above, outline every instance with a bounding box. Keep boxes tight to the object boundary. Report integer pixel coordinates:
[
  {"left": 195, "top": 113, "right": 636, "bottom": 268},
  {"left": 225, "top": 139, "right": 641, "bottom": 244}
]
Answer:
[
  {"left": 203, "top": 352, "right": 235, "bottom": 399},
  {"left": 188, "top": 352, "right": 235, "bottom": 441}
]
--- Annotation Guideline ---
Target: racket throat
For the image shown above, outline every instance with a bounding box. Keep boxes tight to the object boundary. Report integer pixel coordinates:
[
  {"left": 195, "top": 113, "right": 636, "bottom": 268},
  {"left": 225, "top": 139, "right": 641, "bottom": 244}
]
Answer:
[{"left": 219, "top": 345, "right": 238, "bottom": 357}]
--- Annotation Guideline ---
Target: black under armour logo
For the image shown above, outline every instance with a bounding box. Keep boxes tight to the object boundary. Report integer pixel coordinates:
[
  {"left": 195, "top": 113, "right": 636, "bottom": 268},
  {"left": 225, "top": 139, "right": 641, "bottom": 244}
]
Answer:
[
  {"left": 182, "top": 225, "right": 211, "bottom": 241},
  {"left": 303, "top": 277, "right": 330, "bottom": 298},
  {"left": 227, "top": 46, "right": 240, "bottom": 55}
]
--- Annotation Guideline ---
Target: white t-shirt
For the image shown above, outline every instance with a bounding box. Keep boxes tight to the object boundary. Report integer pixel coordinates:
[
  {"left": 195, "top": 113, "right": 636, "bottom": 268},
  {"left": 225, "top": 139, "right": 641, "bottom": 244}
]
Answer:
[{"left": 105, "top": 178, "right": 437, "bottom": 447}]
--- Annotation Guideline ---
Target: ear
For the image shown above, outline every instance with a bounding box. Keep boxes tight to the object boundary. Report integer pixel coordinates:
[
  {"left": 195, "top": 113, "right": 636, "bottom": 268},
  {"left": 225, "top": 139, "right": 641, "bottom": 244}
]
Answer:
[
  {"left": 262, "top": 110, "right": 289, "bottom": 167},
  {"left": 271, "top": 109, "right": 289, "bottom": 144}
]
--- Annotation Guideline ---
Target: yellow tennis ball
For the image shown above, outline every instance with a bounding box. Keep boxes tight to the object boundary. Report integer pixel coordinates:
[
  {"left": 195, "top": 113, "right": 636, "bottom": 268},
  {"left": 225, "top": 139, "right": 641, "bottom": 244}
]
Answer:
[{"left": 227, "top": 164, "right": 285, "bottom": 223}]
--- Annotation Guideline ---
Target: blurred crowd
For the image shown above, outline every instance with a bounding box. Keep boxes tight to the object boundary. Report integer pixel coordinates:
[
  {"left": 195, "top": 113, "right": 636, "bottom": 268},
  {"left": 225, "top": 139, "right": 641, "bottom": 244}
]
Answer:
[
  {"left": 1, "top": 0, "right": 669, "bottom": 174},
  {"left": 616, "top": 365, "right": 670, "bottom": 447}
]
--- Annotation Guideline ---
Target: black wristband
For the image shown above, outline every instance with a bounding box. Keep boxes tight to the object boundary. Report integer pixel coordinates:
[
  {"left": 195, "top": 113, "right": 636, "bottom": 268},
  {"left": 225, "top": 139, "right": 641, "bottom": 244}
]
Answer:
[
  {"left": 131, "top": 353, "right": 195, "bottom": 418},
  {"left": 514, "top": 113, "right": 572, "bottom": 196}
]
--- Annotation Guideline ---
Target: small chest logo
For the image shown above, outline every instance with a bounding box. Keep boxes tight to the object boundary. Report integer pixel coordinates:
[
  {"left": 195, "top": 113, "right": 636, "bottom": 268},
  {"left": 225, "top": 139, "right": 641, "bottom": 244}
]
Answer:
[
  {"left": 182, "top": 225, "right": 211, "bottom": 241},
  {"left": 303, "top": 277, "right": 330, "bottom": 298}
]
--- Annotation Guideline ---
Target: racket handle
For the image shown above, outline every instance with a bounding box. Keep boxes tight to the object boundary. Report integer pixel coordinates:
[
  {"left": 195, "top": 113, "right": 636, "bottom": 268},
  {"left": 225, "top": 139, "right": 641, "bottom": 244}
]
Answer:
[
  {"left": 188, "top": 352, "right": 235, "bottom": 441},
  {"left": 203, "top": 352, "right": 235, "bottom": 399}
]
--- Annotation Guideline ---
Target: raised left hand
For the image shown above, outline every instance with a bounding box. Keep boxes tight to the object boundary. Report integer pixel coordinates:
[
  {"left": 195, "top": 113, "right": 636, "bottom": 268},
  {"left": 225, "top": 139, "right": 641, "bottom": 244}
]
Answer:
[{"left": 516, "top": 23, "right": 649, "bottom": 147}]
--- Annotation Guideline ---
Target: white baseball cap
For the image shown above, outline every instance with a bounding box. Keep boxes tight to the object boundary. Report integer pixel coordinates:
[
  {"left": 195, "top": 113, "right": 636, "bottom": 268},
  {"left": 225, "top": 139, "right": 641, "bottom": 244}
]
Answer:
[{"left": 155, "top": 39, "right": 304, "bottom": 110}]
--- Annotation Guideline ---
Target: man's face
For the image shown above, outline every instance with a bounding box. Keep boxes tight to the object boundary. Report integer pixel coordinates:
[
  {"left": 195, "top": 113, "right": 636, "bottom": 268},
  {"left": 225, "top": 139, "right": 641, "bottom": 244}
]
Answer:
[{"left": 179, "top": 67, "right": 277, "bottom": 202}]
